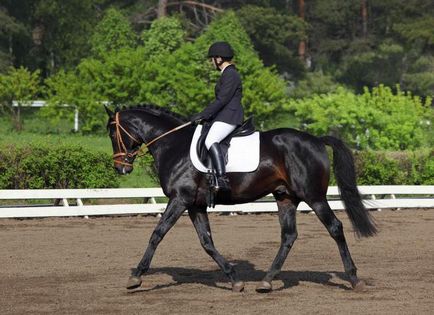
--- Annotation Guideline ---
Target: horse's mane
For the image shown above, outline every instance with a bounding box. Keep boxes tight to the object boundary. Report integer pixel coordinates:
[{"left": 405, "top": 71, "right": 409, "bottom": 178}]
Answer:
[{"left": 124, "top": 104, "right": 188, "bottom": 124}]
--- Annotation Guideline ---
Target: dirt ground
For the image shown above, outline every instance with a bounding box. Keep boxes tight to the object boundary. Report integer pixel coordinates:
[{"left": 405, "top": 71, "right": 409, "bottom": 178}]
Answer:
[{"left": 0, "top": 208, "right": 433, "bottom": 315}]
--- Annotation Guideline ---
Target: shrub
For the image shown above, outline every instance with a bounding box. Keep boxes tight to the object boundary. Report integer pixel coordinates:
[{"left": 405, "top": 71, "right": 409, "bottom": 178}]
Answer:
[
  {"left": 326, "top": 149, "right": 433, "bottom": 185},
  {"left": 286, "top": 85, "right": 432, "bottom": 150},
  {"left": 354, "top": 150, "right": 434, "bottom": 185},
  {"left": 0, "top": 144, "right": 119, "bottom": 189}
]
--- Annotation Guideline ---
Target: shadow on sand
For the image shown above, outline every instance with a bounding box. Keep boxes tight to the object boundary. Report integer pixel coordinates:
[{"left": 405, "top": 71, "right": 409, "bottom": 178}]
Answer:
[{"left": 128, "top": 260, "right": 352, "bottom": 293}]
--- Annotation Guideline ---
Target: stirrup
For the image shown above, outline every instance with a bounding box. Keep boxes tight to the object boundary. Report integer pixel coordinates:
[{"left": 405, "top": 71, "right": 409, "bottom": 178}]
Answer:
[{"left": 213, "top": 176, "right": 231, "bottom": 193}]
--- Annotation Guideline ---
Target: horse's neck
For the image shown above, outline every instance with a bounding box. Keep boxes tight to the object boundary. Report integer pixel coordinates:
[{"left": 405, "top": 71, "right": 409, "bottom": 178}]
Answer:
[
  {"left": 135, "top": 112, "right": 192, "bottom": 174},
  {"left": 132, "top": 111, "right": 180, "bottom": 144}
]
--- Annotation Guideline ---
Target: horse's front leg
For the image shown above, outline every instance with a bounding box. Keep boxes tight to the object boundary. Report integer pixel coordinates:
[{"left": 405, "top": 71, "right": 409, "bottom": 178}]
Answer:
[
  {"left": 188, "top": 207, "right": 245, "bottom": 292},
  {"left": 127, "top": 197, "right": 185, "bottom": 289}
]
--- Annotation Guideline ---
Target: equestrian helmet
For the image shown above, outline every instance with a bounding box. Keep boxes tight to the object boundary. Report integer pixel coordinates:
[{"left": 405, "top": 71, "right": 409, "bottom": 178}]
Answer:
[{"left": 207, "top": 41, "right": 234, "bottom": 59}]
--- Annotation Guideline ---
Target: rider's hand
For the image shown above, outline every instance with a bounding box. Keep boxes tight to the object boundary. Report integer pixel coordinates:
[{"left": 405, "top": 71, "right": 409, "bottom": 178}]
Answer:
[{"left": 190, "top": 113, "right": 204, "bottom": 125}]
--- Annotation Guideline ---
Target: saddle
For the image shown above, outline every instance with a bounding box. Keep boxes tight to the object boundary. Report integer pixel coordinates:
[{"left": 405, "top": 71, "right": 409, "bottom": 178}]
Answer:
[{"left": 196, "top": 117, "right": 256, "bottom": 168}]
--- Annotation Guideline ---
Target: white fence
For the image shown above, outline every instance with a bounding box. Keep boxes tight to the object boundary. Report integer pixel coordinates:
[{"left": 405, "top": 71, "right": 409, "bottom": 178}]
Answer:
[
  {"left": 0, "top": 186, "right": 433, "bottom": 218},
  {"left": 13, "top": 100, "right": 79, "bottom": 132}
]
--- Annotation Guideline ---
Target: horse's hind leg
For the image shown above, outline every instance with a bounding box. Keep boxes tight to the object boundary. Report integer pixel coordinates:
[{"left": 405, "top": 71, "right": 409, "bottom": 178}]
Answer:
[
  {"left": 188, "top": 207, "right": 244, "bottom": 292},
  {"left": 308, "top": 199, "right": 365, "bottom": 290},
  {"left": 127, "top": 198, "right": 185, "bottom": 290},
  {"left": 256, "top": 191, "right": 299, "bottom": 293}
]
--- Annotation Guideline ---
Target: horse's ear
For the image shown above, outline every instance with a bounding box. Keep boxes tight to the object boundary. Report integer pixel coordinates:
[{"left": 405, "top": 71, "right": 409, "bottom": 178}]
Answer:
[{"left": 104, "top": 104, "right": 114, "bottom": 118}]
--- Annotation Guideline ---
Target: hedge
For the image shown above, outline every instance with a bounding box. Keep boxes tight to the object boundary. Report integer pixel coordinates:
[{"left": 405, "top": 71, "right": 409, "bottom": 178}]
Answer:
[
  {"left": 0, "top": 145, "right": 432, "bottom": 189},
  {"left": 0, "top": 144, "right": 119, "bottom": 189},
  {"left": 329, "top": 149, "right": 433, "bottom": 185},
  {"left": 353, "top": 150, "right": 434, "bottom": 185}
]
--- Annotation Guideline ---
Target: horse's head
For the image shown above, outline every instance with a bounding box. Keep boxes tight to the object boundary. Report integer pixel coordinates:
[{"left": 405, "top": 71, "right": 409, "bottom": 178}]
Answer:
[{"left": 105, "top": 106, "right": 142, "bottom": 175}]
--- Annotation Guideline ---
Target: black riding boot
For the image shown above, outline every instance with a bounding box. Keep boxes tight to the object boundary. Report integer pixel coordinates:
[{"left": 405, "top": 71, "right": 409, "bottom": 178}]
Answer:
[{"left": 208, "top": 143, "right": 231, "bottom": 192}]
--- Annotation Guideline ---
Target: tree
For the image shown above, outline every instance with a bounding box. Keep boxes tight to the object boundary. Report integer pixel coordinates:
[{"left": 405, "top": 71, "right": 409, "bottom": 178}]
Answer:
[
  {"left": 141, "top": 16, "right": 186, "bottom": 57},
  {"left": 402, "top": 55, "right": 434, "bottom": 97},
  {"left": 237, "top": 5, "right": 306, "bottom": 77},
  {"left": 90, "top": 7, "right": 137, "bottom": 58},
  {"left": 0, "top": 6, "right": 26, "bottom": 72},
  {"left": 157, "top": 0, "right": 168, "bottom": 18},
  {"left": 0, "top": 67, "right": 40, "bottom": 131},
  {"left": 360, "top": 0, "right": 368, "bottom": 38},
  {"left": 145, "top": 11, "right": 290, "bottom": 127},
  {"left": 297, "top": 0, "right": 307, "bottom": 64},
  {"left": 44, "top": 11, "right": 290, "bottom": 131},
  {"left": 307, "top": 0, "right": 361, "bottom": 71},
  {"left": 338, "top": 41, "right": 405, "bottom": 90}
]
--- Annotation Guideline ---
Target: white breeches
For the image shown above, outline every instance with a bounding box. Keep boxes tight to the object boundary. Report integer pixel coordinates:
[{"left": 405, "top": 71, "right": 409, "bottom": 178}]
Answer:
[{"left": 205, "top": 121, "right": 237, "bottom": 150}]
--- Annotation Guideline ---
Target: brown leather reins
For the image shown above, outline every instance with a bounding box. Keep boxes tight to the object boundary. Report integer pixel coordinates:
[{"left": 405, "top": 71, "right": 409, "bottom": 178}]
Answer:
[{"left": 110, "top": 112, "right": 191, "bottom": 167}]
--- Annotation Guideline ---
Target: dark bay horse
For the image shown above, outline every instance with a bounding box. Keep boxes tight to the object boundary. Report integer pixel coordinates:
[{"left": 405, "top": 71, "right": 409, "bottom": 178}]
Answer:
[{"left": 105, "top": 105, "right": 376, "bottom": 293}]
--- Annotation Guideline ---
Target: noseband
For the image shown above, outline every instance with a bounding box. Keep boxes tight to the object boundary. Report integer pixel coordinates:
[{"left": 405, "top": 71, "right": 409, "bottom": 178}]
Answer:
[
  {"left": 110, "top": 112, "right": 142, "bottom": 167},
  {"left": 110, "top": 112, "right": 191, "bottom": 167}
]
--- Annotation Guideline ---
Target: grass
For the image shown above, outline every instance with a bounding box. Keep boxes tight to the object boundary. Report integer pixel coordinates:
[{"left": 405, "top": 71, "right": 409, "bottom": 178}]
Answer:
[{"left": 0, "top": 112, "right": 157, "bottom": 188}]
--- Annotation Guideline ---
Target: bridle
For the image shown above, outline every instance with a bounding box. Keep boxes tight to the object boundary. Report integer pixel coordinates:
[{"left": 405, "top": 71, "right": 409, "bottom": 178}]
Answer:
[{"left": 110, "top": 112, "right": 191, "bottom": 167}]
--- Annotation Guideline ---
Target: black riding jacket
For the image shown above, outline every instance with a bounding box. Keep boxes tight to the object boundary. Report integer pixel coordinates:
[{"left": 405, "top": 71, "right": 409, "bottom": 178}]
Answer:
[{"left": 199, "top": 64, "right": 244, "bottom": 126}]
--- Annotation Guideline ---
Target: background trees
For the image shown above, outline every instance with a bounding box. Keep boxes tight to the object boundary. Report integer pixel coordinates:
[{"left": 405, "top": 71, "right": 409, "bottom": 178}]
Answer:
[
  {"left": 0, "top": 67, "right": 40, "bottom": 131},
  {"left": 42, "top": 11, "right": 287, "bottom": 130},
  {"left": 0, "top": 0, "right": 432, "bottom": 151}
]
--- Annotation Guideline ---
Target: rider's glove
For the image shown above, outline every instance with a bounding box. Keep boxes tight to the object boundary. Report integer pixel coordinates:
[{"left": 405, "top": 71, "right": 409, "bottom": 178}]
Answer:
[{"left": 190, "top": 113, "right": 204, "bottom": 126}]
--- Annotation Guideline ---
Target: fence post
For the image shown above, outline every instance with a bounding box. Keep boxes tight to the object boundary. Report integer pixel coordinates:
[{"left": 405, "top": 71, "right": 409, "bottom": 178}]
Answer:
[{"left": 74, "top": 107, "right": 79, "bottom": 132}]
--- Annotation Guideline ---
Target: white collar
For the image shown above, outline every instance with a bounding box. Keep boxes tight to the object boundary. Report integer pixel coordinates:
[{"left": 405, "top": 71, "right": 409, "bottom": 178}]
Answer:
[{"left": 220, "top": 63, "right": 231, "bottom": 73}]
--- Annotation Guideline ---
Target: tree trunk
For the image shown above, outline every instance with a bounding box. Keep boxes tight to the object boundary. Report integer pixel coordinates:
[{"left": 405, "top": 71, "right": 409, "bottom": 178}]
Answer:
[
  {"left": 361, "top": 0, "right": 368, "bottom": 38},
  {"left": 157, "top": 0, "right": 168, "bottom": 18},
  {"left": 13, "top": 105, "right": 23, "bottom": 132},
  {"left": 8, "top": 34, "right": 13, "bottom": 57},
  {"left": 297, "top": 0, "right": 306, "bottom": 64}
]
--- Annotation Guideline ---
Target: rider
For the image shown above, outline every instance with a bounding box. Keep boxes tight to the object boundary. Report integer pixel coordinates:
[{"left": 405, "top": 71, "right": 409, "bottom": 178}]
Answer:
[{"left": 191, "top": 41, "right": 244, "bottom": 192}]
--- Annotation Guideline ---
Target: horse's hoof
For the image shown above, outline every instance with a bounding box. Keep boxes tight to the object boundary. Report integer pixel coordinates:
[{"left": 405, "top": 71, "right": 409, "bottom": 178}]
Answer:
[
  {"left": 232, "top": 281, "right": 245, "bottom": 292},
  {"left": 256, "top": 281, "right": 272, "bottom": 293},
  {"left": 352, "top": 280, "right": 366, "bottom": 292},
  {"left": 126, "top": 276, "right": 142, "bottom": 290}
]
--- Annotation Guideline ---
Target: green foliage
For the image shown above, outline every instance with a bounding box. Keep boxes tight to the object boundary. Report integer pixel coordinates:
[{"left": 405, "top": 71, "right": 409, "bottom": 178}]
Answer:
[
  {"left": 2, "top": 0, "right": 434, "bottom": 100},
  {"left": 338, "top": 41, "right": 405, "bottom": 90},
  {"left": 354, "top": 151, "right": 406, "bottom": 185},
  {"left": 178, "top": 11, "right": 289, "bottom": 127},
  {"left": 0, "top": 6, "right": 26, "bottom": 72},
  {"left": 44, "top": 11, "right": 289, "bottom": 130},
  {"left": 0, "top": 67, "right": 40, "bottom": 104},
  {"left": 306, "top": 0, "right": 434, "bottom": 97},
  {"left": 402, "top": 55, "right": 434, "bottom": 97},
  {"left": 9, "top": 0, "right": 101, "bottom": 74},
  {"left": 43, "top": 69, "right": 103, "bottom": 133},
  {"left": 388, "top": 1, "right": 434, "bottom": 46},
  {"left": 290, "top": 71, "right": 347, "bottom": 99},
  {"left": 237, "top": 5, "right": 306, "bottom": 76},
  {"left": 308, "top": 0, "right": 360, "bottom": 68},
  {"left": 286, "top": 85, "right": 433, "bottom": 150},
  {"left": 0, "top": 125, "right": 157, "bottom": 188},
  {"left": 0, "top": 144, "right": 119, "bottom": 189},
  {"left": 353, "top": 150, "right": 434, "bottom": 185},
  {"left": 0, "top": 66, "right": 40, "bottom": 130},
  {"left": 90, "top": 7, "right": 137, "bottom": 58},
  {"left": 137, "top": 11, "right": 289, "bottom": 127},
  {"left": 141, "top": 17, "right": 186, "bottom": 57}
]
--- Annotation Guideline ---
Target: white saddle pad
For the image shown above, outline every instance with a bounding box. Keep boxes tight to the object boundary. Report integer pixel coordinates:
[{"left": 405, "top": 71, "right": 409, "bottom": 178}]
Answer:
[{"left": 189, "top": 125, "right": 260, "bottom": 173}]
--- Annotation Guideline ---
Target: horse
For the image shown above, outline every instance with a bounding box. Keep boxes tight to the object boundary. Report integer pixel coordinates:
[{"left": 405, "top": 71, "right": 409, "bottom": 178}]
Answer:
[{"left": 105, "top": 104, "right": 377, "bottom": 293}]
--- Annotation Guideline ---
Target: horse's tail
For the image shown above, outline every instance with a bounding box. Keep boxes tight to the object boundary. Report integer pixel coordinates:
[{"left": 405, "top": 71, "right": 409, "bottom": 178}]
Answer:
[{"left": 321, "top": 136, "right": 377, "bottom": 238}]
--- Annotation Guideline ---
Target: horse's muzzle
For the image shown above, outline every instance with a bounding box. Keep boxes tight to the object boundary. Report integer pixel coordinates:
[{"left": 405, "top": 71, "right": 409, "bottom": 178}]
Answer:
[{"left": 114, "top": 164, "right": 133, "bottom": 175}]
